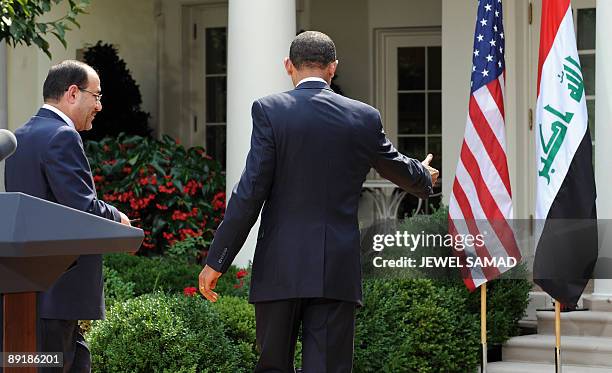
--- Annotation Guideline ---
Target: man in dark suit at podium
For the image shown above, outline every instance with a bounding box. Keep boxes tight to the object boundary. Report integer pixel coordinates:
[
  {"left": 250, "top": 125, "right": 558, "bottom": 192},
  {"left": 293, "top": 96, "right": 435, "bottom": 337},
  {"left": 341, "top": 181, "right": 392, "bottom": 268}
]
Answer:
[
  {"left": 4, "top": 60, "right": 130, "bottom": 373},
  {"left": 199, "top": 31, "right": 439, "bottom": 372}
]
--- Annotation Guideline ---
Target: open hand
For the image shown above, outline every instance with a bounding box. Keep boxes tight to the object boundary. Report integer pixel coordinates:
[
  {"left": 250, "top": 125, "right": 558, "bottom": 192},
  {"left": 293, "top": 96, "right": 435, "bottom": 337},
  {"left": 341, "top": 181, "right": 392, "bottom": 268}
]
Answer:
[
  {"left": 199, "top": 265, "right": 222, "bottom": 302},
  {"left": 421, "top": 154, "right": 439, "bottom": 186}
]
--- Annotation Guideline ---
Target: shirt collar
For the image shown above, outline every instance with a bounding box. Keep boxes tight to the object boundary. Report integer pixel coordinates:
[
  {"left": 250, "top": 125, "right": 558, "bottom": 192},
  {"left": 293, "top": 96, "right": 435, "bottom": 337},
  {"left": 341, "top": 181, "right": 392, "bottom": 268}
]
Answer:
[
  {"left": 296, "top": 77, "right": 328, "bottom": 87},
  {"left": 42, "top": 104, "right": 75, "bottom": 129}
]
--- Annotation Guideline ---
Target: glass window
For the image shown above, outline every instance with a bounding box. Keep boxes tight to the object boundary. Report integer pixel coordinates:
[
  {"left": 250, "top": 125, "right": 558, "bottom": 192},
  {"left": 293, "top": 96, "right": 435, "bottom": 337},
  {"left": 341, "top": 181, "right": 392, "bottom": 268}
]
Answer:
[
  {"left": 574, "top": 7, "right": 596, "bottom": 157},
  {"left": 577, "top": 8, "right": 596, "bottom": 50},
  {"left": 396, "top": 44, "right": 442, "bottom": 216},
  {"left": 205, "top": 27, "right": 227, "bottom": 170},
  {"left": 398, "top": 47, "right": 425, "bottom": 90},
  {"left": 206, "top": 28, "right": 227, "bottom": 74}
]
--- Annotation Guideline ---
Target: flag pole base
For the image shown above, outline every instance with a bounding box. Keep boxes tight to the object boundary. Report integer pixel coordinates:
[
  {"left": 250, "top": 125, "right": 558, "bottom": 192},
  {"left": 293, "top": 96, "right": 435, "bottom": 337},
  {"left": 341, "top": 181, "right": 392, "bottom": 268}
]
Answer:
[
  {"left": 555, "top": 347, "right": 562, "bottom": 373},
  {"left": 481, "top": 342, "right": 487, "bottom": 373}
]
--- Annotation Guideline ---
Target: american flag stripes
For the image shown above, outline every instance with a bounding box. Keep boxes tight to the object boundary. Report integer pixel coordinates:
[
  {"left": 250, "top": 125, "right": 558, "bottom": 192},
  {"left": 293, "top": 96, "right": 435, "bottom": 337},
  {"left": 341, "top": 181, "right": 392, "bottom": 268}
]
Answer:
[{"left": 448, "top": 0, "right": 521, "bottom": 290}]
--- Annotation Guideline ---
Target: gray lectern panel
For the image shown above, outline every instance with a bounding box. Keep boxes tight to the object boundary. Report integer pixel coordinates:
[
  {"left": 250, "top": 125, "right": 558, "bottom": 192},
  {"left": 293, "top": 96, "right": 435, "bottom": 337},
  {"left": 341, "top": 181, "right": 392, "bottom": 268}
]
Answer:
[
  {"left": 0, "top": 255, "right": 77, "bottom": 293},
  {"left": 0, "top": 193, "right": 144, "bottom": 257}
]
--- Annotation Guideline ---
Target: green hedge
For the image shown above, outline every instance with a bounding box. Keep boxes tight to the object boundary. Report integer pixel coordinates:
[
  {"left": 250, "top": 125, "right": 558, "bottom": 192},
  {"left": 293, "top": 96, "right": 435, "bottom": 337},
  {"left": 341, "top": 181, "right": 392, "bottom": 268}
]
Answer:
[
  {"left": 95, "top": 277, "right": 528, "bottom": 372},
  {"left": 103, "top": 253, "right": 250, "bottom": 300},
  {"left": 354, "top": 279, "right": 480, "bottom": 372},
  {"left": 89, "top": 294, "right": 252, "bottom": 373}
]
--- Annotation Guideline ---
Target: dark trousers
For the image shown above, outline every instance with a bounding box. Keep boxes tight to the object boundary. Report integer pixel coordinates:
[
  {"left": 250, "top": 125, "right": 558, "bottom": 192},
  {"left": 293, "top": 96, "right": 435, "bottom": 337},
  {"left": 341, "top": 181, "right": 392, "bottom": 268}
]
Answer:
[
  {"left": 38, "top": 319, "right": 91, "bottom": 373},
  {"left": 254, "top": 298, "right": 356, "bottom": 373}
]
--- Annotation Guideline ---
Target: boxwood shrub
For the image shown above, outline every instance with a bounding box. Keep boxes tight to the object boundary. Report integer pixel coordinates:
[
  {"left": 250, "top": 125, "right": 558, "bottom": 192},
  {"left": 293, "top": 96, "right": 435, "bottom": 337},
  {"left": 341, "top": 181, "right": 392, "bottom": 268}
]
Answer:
[{"left": 89, "top": 294, "right": 252, "bottom": 373}]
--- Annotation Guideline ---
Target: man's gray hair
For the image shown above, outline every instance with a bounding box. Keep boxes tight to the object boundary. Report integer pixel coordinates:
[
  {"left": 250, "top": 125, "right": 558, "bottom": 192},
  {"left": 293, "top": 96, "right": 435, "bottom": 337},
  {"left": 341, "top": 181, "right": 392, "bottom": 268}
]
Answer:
[{"left": 289, "top": 31, "right": 336, "bottom": 69}]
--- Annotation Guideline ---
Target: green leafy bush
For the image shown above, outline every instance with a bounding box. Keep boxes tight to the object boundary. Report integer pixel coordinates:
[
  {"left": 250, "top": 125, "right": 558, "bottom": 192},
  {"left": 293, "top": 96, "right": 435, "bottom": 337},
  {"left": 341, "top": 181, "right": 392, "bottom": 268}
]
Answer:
[
  {"left": 214, "top": 297, "right": 258, "bottom": 368},
  {"left": 102, "top": 266, "right": 135, "bottom": 307},
  {"left": 103, "top": 253, "right": 249, "bottom": 299},
  {"left": 354, "top": 279, "right": 480, "bottom": 373},
  {"left": 167, "top": 236, "right": 208, "bottom": 264},
  {"left": 86, "top": 134, "right": 225, "bottom": 254},
  {"left": 88, "top": 293, "right": 251, "bottom": 373}
]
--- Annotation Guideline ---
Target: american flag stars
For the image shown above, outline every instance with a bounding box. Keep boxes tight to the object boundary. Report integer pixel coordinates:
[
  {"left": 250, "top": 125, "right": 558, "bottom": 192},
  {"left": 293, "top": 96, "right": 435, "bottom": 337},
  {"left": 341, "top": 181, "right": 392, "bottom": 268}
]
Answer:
[{"left": 471, "top": 0, "right": 505, "bottom": 93}]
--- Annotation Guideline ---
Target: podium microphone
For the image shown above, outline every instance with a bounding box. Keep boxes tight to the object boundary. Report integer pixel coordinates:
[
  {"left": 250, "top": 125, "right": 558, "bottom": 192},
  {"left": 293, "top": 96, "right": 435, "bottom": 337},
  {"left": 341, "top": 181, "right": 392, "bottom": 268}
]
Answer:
[{"left": 0, "top": 129, "right": 17, "bottom": 162}]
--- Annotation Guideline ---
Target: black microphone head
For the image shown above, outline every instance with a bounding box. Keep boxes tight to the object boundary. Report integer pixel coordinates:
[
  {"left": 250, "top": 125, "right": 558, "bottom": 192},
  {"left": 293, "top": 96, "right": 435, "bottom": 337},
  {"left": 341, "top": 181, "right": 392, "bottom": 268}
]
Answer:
[{"left": 0, "top": 129, "right": 17, "bottom": 162}]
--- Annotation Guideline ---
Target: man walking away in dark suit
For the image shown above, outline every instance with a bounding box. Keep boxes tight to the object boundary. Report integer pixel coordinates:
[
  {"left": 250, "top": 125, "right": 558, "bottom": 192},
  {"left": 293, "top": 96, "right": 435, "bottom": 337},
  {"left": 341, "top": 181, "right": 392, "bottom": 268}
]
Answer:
[
  {"left": 199, "top": 31, "right": 439, "bottom": 372},
  {"left": 4, "top": 60, "right": 131, "bottom": 373}
]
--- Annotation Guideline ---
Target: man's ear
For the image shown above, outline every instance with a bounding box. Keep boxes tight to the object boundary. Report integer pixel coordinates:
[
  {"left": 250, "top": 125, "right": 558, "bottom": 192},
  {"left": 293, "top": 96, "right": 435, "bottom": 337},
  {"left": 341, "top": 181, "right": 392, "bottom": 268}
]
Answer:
[
  {"left": 284, "top": 57, "right": 294, "bottom": 76},
  {"left": 65, "top": 84, "right": 80, "bottom": 104},
  {"left": 328, "top": 60, "right": 339, "bottom": 79}
]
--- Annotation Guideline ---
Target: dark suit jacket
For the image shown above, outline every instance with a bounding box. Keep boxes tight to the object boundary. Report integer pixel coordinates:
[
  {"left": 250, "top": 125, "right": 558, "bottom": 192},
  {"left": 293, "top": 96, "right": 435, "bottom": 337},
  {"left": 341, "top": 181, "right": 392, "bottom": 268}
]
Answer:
[
  {"left": 4, "top": 108, "right": 120, "bottom": 320},
  {"left": 206, "top": 80, "right": 432, "bottom": 304}
]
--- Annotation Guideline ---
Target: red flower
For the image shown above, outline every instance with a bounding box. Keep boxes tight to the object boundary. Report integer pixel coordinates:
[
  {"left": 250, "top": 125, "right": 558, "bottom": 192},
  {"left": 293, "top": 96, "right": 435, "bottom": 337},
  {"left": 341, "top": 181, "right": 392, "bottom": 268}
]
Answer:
[
  {"left": 183, "top": 180, "right": 202, "bottom": 196},
  {"left": 93, "top": 175, "right": 104, "bottom": 184},
  {"left": 122, "top": 166, "right": 132, "bottom": 174},
  {"left": 212, "top": 192, "right": 226, "bottom": 211},
  {"left": 183, "top": 287, "right": 197, "bottom": 297},
  {"left": 172, "top": 210, "right": 188, "bottom": 221},
  {"left": 155, "top": 203, "right": 168, "bottom": 211},
  {"left": 236, "top": 269, "right": 248, "bottom": 279}
]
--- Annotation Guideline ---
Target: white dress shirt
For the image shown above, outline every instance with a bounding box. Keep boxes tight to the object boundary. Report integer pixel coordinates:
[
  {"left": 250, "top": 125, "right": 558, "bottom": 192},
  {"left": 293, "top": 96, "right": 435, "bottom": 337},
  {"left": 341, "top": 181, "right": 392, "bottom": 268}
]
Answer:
[
  {"left": 42, "top": 104, "right": 75, "bottom": 129},
  {"left": 296, "top": 77, "right": 328, "bottom": 87}
]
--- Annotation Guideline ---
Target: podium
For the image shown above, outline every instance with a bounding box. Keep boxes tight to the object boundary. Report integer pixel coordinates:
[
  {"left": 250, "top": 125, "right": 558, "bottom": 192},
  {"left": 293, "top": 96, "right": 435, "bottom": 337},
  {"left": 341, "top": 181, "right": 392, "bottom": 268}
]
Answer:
[{"left": 0, "top": 192, "right": 144, "bottom": 372}]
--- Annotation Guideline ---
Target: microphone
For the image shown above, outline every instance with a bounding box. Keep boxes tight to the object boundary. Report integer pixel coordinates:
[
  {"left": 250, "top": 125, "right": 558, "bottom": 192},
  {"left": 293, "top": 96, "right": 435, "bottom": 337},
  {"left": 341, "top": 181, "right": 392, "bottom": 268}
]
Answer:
[{"left": 0, "top": 129, "right": 17, "bottom": 162}]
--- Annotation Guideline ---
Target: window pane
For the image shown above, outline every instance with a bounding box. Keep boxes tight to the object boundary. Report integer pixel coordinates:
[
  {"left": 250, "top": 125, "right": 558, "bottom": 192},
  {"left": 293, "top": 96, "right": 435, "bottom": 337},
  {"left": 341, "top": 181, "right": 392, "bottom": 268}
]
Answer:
[
  {"left": 398, "top": 47, "right": 425, "bottom": 90},
  {"left": 206, "top": 27, "right": 227, "bottom": 74},
  {"left": 577, "top": 9, "right": 596, "bottom": 50},
  {"left": 428, "top": 136, "right": 442, "bottom": 175},
  {"left": 428, "top": 47, "right": 442, "bottom": 90},
  {"left": 587, "top": 99, "right": 595, "bottom": 140},
  {"left": 206, "top": 125, "right": 226, "bottom": 169},
  {"left": 206, "top": 77, "right": 227, "bottom": 123},
  {"left": 428, "top": 93, "right": 442, "bottom": 134},
  {"left": 581, "top": 54, "right": 595, "bottom": 96},
  {"left": 398, "top": 93, "right": 425, "bottom": 134},
  {"left": 398, "top": 137, "right": 425, "bottom": 161}
]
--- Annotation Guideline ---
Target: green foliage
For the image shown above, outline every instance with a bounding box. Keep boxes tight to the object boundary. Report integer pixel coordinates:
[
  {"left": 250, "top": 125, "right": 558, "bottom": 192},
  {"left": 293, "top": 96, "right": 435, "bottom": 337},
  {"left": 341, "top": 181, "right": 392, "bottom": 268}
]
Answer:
[
  {"left": 102, "top": 266, "right": 135, "bottom": 308},
  {"left": 0, "top": 0, "right": 90, "bottom": 57},
  {"left": 103, "top": 253, "right": 249, "bottom": 299},
  {"left": 88, "top": 293, "right": 251, "bottom": 373},
  {"left": 167, "top": 235, "right": 208, "bottom": 264},
  {"left": 354, "top": 279, "right": 480, "bottom": 373},
  {"left": 81, "top": 41, "right": 152, "bottom": 140},
  {"left": 214, "top": 296, "right": 258, "bottom": 368},
  {"left": 86, "top": 134, "right": 225, "bottom": 254}
]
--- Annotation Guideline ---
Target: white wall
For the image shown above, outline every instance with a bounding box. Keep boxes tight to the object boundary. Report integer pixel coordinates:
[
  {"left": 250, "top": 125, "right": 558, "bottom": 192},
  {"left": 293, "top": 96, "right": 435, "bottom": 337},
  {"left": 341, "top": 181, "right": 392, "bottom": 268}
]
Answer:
[
  {"left": 441, "top": 0, "right": 474, "bottom": 207},
  {"left": 309, "top": 0, "right": 370, "bottom": 102},
  {"left": 6, "top": 0, "right": 157, "bottom": 132}
]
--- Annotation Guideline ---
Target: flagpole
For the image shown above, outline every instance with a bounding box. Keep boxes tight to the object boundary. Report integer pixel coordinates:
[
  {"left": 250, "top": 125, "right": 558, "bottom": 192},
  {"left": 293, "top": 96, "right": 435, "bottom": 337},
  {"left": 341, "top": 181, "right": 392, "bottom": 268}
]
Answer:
[
  {"left": 481, "top": 283, "right": 487, "bottom": 373},
  {"left": 555, "top": 300, "right": 562, "bottom": 373}
]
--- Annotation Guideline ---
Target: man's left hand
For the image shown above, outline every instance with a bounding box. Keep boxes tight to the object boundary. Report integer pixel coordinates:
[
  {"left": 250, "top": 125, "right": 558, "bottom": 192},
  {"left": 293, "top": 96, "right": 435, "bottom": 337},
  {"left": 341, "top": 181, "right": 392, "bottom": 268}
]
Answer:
[{"left": 199, "top": 265, "right": 222, "bottom": 302}]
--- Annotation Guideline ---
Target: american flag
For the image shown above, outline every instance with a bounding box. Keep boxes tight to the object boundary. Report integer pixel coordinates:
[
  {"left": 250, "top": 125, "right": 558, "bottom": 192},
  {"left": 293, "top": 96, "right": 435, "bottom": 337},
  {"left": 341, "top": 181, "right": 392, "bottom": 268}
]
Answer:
[{"left": 448, "top": 0, "right": 521, "bottom": 290}]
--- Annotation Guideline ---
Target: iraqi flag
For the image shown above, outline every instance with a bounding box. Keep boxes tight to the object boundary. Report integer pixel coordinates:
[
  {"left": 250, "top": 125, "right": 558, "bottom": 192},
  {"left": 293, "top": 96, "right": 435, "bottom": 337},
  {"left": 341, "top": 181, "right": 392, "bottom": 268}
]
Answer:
[{"left": 533, "top": 0, "right": 597, "bottom": 307}]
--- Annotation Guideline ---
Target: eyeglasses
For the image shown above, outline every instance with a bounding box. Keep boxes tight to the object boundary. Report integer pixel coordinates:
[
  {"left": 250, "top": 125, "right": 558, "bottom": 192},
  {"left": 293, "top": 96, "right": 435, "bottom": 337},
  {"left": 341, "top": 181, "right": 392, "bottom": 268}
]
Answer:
[{"left": 79, "top": 88, "right": 103, "bottom": 103}]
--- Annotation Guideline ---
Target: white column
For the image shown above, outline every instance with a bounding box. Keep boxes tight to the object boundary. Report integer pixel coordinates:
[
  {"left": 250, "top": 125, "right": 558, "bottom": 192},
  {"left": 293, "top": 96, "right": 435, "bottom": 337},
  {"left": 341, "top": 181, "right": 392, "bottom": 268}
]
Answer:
[
  {"left": 0, "top": 41, "right": 8, "bottom": 192},
  {"left": 593, "top": 1, "right": 612, "bottom": 297},
  {"left": 226, "top": 0, "right": 295, "bottom": 267}
]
